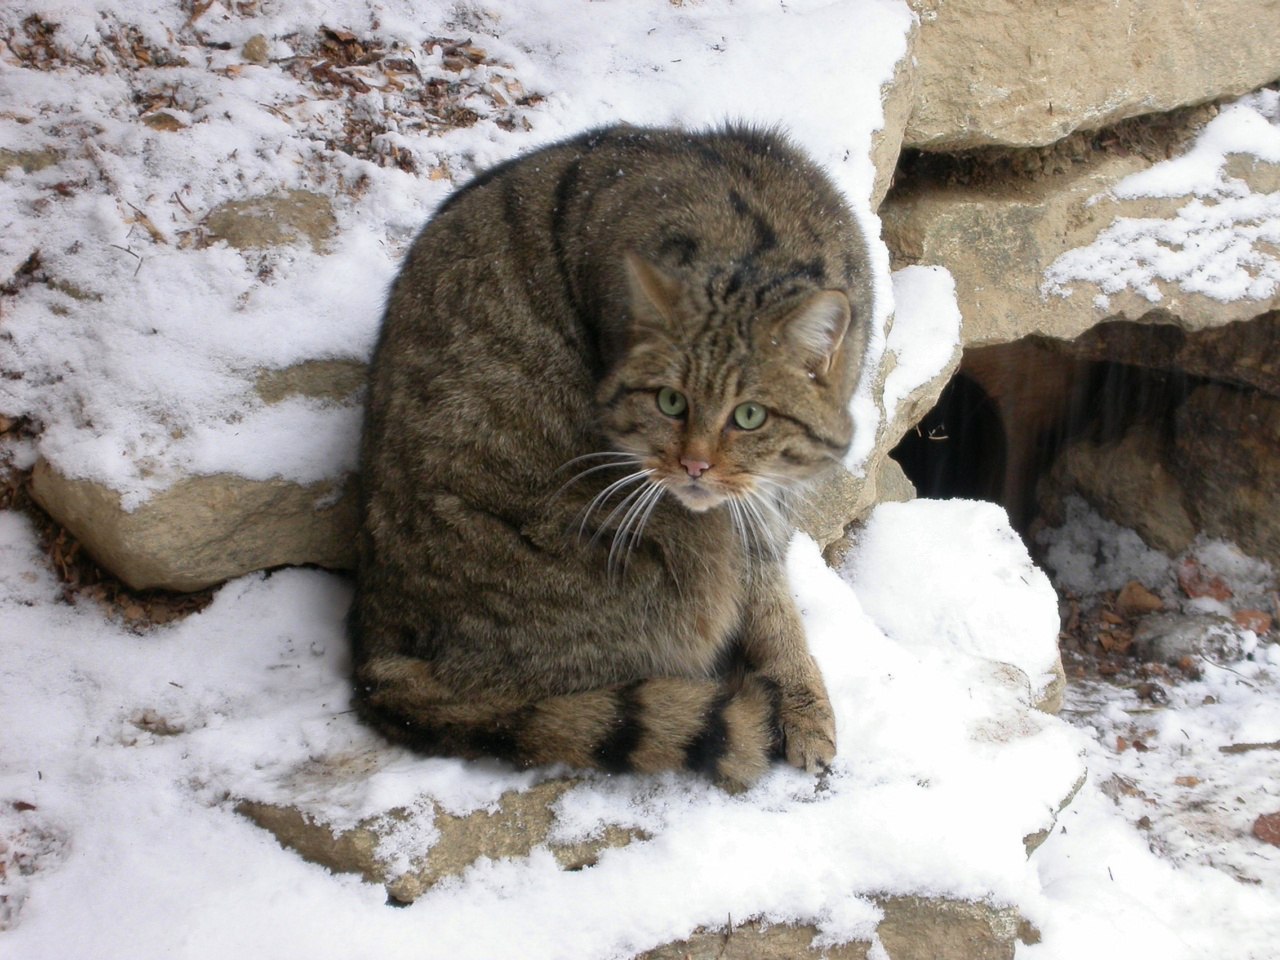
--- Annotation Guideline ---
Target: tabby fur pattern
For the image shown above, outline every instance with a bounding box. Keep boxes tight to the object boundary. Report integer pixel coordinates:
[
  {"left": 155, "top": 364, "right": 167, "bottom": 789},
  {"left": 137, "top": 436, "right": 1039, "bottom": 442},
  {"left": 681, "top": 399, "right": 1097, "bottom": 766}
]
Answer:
[{"left": 351, "top": 125, "right": 874, "bottom": 788}]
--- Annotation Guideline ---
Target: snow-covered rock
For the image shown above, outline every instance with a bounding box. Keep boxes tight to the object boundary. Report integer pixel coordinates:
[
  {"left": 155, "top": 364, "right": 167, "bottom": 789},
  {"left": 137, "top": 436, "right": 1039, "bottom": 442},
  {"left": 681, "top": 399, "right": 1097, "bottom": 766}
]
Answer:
[
  {"left": 883, "top": 94, "right": 1280, "bottom": 347},
  {"left": 222, "top": 511, "right": 1081, "bottom": 958},
  {"left": 0, "top": 0, "right": 918, "bottom": 588}
]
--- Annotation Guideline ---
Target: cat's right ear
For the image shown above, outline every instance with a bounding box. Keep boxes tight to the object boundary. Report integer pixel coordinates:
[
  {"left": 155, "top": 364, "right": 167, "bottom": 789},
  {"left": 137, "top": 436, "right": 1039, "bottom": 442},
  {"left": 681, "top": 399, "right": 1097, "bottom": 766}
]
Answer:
[{"left": 624, "top": 253, "right": 683, "bottom": 340}]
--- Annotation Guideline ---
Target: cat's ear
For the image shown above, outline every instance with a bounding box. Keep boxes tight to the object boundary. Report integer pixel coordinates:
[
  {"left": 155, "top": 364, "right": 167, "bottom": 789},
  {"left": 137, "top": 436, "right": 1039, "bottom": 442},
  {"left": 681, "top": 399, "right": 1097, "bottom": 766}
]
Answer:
[
  {"left": 624, "top": 253, "right": 682, "bottom": 337},
  {"left": 777, "top": 290, "right": 851, "bottom": 376}
]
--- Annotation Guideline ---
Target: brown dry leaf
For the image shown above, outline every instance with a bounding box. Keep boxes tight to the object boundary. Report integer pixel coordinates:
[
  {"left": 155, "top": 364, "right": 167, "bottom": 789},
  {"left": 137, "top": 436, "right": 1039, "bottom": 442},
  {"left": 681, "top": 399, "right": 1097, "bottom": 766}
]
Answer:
[
  {"left": 1234, "top": 609, "right": 1273, "bottom": 635},
  {"left": 1175, "top": 776, "right": 1201, "bottom": 787},
  {"left": 1176, "top": 556, "right": 1233, "bottom": 602},
  {"left": 1252, "top": 812, "right": 1280, "bottom": 846},
  {"left": 1116, "top": 580, "right": 1163, "bottom": 616},
  {"left": 1097, "top": 627, "right": 1133, "bottom": 654}
]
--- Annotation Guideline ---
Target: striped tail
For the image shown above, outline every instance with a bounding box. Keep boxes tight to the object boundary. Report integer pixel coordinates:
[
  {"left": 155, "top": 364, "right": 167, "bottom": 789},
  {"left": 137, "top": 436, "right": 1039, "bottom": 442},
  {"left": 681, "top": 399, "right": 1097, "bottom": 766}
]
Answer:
[{"left": 355, "top": 657, "right": 781, "bottom": 789}]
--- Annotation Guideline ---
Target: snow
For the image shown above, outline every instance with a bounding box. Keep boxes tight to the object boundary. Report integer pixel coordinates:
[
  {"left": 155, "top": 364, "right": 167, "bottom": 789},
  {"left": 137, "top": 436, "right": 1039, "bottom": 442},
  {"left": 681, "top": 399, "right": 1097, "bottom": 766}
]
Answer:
[
  {"left": 854, "top": 264, "right": 963, "bottom": 468},
  {"left": 1039, "top": 495, "right": 1277, "bottom": 612},
  {"left": 1043, "top": 89, "right": 1280, "bottom": 309},
  {"left": 4, "top": 492, "right": 1277, "bottom": 957},
  {"left": 843, "top": 498, "right": 1061, "bottom": 702},
  {"left": 0, "top": 0, "right": 909, "bottom": 506},
  {"left": 2, "top": 499, "right": 1088, "bottom": 958},
  {"left": 4, "top": 1, "right": 1280, "bottom": 957}
]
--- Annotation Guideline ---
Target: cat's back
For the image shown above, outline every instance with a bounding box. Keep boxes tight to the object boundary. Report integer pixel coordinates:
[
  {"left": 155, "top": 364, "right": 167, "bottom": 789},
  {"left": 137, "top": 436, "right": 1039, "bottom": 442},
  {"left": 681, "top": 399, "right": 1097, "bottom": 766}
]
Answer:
[{"left": 382, "top": 124, "right": 863, "bottom": 334}]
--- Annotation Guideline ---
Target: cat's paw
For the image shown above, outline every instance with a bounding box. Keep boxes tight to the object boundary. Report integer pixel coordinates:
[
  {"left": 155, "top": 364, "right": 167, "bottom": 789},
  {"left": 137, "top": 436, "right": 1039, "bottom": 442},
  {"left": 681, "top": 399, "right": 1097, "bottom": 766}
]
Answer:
[{"left": 777, "top": 686, "right": 836, "bottom": 774}]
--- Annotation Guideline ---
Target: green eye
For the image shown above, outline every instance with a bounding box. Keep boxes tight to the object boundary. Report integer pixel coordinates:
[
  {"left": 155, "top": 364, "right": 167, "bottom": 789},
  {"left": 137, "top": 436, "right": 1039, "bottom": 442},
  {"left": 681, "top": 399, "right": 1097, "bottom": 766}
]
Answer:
[
  {"left": 656, "top": 387, "right": 688, "bottom": 417},
  {"left": 733, "top": 401, "right": 767, "bottom": 430}
]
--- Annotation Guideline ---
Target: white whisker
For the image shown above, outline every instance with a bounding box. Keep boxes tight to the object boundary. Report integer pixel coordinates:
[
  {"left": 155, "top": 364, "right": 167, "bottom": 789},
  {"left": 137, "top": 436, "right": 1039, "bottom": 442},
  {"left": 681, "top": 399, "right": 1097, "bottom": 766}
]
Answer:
[
  {"left": 553, "top": 450, "right": 639, "bottom": 475},
  {"left": 550, "top": 459, "right": 641, "bottom": 504},
  {"left": 609, "top": 481, "right": 665, "bottom": 580},
  {"left": 587, "top": 470, "right": 655, "bottom": 545}
]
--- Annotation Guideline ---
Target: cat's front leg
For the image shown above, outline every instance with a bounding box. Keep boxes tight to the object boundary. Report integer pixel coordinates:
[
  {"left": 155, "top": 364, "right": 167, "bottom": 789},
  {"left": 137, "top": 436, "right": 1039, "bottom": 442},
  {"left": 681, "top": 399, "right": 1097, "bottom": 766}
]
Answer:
[{"left": 741, "top": 563, "right": 836, "bottom": 774}]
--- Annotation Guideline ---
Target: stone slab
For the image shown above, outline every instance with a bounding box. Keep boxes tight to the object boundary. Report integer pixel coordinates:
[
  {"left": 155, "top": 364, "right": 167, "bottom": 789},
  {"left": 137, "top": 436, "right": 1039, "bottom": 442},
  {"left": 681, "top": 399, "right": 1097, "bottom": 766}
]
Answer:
[{"left": 904, "top": 0, "right": 1280, "bottom": 150}]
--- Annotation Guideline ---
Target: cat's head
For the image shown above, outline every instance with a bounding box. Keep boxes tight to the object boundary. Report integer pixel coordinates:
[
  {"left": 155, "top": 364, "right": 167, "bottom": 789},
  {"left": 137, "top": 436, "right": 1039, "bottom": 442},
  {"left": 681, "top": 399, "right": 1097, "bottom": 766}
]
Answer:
[{"left": 597, "top": 254, "right": 862, "bottom": 515}]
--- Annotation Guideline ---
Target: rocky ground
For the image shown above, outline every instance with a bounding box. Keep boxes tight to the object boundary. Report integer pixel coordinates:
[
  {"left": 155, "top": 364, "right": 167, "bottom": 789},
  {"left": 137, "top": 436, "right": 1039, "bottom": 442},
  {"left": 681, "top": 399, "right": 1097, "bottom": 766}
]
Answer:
[
  {"left": 5, "top": 3, "right": 1280, "bottom": 954},
  {"left": 4, "top": 450, "right": 1278, "bottom": 904},
  {"left": 1037, "top": 503, "right": 1280, "bottom": 889}
]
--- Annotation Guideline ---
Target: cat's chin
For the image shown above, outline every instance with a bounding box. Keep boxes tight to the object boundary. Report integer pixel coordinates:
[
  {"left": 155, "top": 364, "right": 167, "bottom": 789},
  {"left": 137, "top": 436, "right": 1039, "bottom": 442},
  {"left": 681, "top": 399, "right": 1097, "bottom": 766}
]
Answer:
[{"left": 670, "top": 483, "right": 727, "bottom": 513}]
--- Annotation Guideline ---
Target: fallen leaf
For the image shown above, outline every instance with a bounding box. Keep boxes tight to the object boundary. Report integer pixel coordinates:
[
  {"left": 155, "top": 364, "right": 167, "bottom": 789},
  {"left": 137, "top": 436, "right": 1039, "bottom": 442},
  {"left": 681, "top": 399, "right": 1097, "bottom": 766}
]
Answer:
[
  {"left": 1175, "top": 776, "right": 1201, "bottom": 787},
  {"left": 1233, "top": 609, "right": 1273, "bottom": 635},
  {"left": 1252, "top": 812, "right": 1280, "bottom": 846},
  {"left": 1177, "top": 556, "right": 1233, "bottom": 601},
  {"left": 1116, "top": 580, "right": 1163, "bottom": 616}
]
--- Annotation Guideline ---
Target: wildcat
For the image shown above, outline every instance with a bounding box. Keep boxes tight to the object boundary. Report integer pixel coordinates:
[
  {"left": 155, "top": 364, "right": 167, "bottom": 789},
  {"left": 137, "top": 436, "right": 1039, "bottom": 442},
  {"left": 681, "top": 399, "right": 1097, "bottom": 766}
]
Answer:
[{"left": 351, "top": 124, "right": 873, "bottom": 788}]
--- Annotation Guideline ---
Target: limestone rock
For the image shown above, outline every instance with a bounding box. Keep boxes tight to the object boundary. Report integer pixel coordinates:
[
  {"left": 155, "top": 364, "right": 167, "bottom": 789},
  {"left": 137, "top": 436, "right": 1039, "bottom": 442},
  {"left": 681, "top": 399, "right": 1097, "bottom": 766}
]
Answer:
[
  {"left": 876, "top": 896, "right": 1020, "bottom": 960},
  {"left": 1039, "top": 424, "right": 1199, "bottom": 557},
  {"left": 1032, "top": 379, "right": 1280, "bottom": 570},
  {"left": 254, "top": 359, "right": 367, "bottom": 405},
  {"left": 204, "top": 189, "right": 337, "bottom": 252},
  {"left": 1171, "top": 383, "right": 1280, "bottom": 567},
  {"left": 29, "top": 459, "right": 357, "bottom": 592},
  {"left": 794, "top": 465, "right": 870, "bottom": 553},
  {"left": 796, "top": 449, "right": 921, "bottom": 558},
  {"left": 869, "top": 15, "right": 918, "bottom": 211},
  {"left": 1041, "top": 313, "right": 1280, "bottom": 398},
  {"left": 239, "top": 771, "right": 1036, "bottom": 960},
  {"left": 639, "top": 920, "right": 872, "bottom": 959},
  {"left": 237, "top": 779, "right": 643, "bottom": 905},
  {"left": 883, "top": 158, "right": 1280, "bottom": 347},
  {"left": 640, "top": 897, "right": 1024, "bottom": 960},
  {"left": 1132, "top": 613, "right": 1254, "bottom": 666},
  {"left": 904, "top": 0, "right": 1280, "bottom": 150}
]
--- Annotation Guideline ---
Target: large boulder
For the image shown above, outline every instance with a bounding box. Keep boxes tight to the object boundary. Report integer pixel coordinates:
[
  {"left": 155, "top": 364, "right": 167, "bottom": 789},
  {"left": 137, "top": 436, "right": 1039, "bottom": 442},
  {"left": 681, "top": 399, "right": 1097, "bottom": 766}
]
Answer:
[
  {"left": 1172, "top": 383, "right": 1280, "bottom": 567},
  {"left": 29, "top": 459, "right": 357, "bottom": 592},
  {"left": 904, "top": 0, "right": 1280, "bottom": 150},
  {"left": 883, "top": 104, "right": 1280, "bottom": 347}
]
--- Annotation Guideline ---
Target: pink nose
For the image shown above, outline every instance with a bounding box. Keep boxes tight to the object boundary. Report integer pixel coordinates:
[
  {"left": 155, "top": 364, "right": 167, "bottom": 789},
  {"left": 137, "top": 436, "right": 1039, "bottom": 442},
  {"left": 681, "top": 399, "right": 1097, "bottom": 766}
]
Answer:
[{"left": 680, "top": 457, "right": 711, "bottom": 478}]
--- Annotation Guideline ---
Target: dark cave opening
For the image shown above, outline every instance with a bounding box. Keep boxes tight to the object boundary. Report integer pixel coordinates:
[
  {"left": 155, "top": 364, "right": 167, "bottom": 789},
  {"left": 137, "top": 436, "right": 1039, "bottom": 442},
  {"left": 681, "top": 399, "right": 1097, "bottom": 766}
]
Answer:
[{"left": 889, "top": 335, "right": 1204, "bottom": 538}]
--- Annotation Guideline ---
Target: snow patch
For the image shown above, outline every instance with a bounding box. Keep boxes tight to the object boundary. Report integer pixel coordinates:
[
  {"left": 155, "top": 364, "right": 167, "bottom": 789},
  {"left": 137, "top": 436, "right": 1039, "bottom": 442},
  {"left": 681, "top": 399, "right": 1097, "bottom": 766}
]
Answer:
[{"left": 1042, "top": 90, "right": 1280, "bottom": 308}]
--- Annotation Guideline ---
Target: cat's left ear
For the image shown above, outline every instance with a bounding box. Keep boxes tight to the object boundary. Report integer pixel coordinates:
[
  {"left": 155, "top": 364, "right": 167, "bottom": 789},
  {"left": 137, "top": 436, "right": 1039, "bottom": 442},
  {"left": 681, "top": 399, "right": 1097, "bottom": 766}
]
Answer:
[
  {"left": 624, "top": 253, "right": 683, "bottom": 338},
  {"left": 777, "top": 290, "right": 851, "bottom": 376}
]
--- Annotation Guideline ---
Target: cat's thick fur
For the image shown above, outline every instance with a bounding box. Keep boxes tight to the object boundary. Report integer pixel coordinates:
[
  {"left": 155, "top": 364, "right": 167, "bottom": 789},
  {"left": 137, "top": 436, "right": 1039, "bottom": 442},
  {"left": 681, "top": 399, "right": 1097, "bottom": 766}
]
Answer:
[{"left": 351, "top": 125, "right": 873, "bottom": 788}]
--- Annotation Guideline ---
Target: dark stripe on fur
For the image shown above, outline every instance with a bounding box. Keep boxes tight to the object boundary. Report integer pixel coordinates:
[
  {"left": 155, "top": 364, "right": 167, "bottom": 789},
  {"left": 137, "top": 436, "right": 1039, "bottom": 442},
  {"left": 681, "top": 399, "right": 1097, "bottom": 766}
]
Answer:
[
  {"left": 683, "top": 688, "right": 733, "bottom": 775},
  {"left": 773, "top": 410, "right": 848, "bottom": 453},
  {"left": 790, "top": 258, "right": 827, "bottom": 285},
  {"left": 459, "top": 715, "right": 527, "bottom": 763},
  {"left": 550, "top": 158, "right": 584, "bottom": 315},
  {"left": 727, "top": 189, "right": 777, "bottom": 254},
  {"left": 355, "top": 692, "right": 529, "bottom": 764},
  {"left": 593, "top": 681, "right": 646, "bottom": 773},
  {"left": 658, "top": 232, "right": 700, "bottom": 267}
]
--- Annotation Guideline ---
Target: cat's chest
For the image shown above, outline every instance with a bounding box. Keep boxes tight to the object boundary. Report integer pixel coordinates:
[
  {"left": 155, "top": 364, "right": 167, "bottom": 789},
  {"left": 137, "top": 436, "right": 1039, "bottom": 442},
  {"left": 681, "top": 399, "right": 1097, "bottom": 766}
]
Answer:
[{"left": 647, "top": 508, "right": 753, "bottom": 664}]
